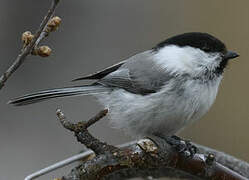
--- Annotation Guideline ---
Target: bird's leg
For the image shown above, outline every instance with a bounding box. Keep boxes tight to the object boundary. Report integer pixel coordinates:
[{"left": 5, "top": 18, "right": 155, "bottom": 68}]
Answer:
[{"left": 153, "top": 134, "right": 198, "bottom": 157}]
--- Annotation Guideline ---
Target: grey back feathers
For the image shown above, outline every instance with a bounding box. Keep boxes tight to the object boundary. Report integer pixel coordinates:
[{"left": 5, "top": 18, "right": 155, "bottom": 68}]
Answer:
[
  {"left": 98, "top": 50, "right": 173, "bottom": 95},
  {"left": 73, "top": 50, "right": 173, "bottom": 95}
]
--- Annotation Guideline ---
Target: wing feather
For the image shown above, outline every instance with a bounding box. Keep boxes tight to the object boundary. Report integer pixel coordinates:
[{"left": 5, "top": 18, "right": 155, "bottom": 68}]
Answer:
[
  {"left": 97, "top": 50, "right": 174, "bottom": 95},
  {"left": 72, "top": 61, "right": 125, "bottom": 81}
]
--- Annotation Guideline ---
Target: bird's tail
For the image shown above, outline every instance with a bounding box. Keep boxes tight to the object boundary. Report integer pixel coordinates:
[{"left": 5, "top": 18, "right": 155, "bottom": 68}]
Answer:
[{"left": 8, "top": 85, "right": 109, "bottom": 106}]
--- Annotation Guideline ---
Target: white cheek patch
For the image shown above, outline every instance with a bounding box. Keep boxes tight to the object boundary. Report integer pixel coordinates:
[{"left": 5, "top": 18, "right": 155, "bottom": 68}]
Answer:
[
  {"left": 153, "top": 45, "right": 221, "bottom": 75},
  {"left": 153, "top": 46, "right": 194, "bottom": 74}
]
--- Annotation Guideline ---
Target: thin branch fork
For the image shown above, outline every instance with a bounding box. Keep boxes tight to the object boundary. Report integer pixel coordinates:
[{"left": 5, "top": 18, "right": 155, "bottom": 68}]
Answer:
[
  {"left": 0, "top": 0, "right": 61, "bottom": 90},
  {"left": 55, "top": 109, "right": 249, "bottom": 180},
  {"left": 56, "top": 109, "right": 118, "bottom": 155}
]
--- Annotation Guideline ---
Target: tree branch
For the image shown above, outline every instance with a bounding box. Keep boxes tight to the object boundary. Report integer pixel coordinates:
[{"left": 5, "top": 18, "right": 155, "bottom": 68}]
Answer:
[
  {"left": 54, "top": 109, "right": 249, "bottom": 180},
  {"left": 196, "top": 144, "right": 249, "bottom": 179},
  {"left": 0, "top": 0, "right": 61, "bottom": 90}
]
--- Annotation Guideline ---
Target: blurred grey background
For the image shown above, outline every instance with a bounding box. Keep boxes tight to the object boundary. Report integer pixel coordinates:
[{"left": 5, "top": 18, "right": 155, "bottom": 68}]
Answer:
[{"left": 0, "top": 0, "right": 248, "bottom": 179}]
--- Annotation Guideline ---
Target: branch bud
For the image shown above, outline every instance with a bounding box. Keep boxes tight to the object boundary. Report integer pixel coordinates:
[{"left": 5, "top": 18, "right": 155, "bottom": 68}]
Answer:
[
  {"left": 47, "top": 16, "right": 62, "bottom": 32},
  {"left": 206, "top": 153, "right": 215, "bottom": 166},
  {"left": 21, "top": 31, "right": 34, "bottom": 46},
  {"left": 34, "top": 46, "right": 52, "bottom": 57}
]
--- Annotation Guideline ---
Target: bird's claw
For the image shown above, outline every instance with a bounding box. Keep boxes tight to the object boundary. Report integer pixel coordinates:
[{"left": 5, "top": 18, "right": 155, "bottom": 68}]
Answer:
[{"left": 165, "top": 135, "right": 198, "bottom": 157}]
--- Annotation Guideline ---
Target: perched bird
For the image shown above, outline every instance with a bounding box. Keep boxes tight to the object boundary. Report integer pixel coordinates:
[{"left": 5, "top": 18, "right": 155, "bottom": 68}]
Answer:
[{"left": 9, "top": 32, "right": 239, "bottom": 151}]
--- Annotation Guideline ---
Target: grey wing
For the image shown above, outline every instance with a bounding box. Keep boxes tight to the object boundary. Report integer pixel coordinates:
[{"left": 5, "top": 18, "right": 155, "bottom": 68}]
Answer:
[{"left": 97, "top": 50, "right": 173, "bottom": 95}]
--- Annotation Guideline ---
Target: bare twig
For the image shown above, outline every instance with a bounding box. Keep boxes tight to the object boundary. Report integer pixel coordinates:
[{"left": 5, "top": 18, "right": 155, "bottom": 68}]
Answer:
[
  {"left": 56, "top": 109, "right": 118, "bottom": 155},
  {"left": 0, "top": 0, "right": 60, "bottom": 90},
  {"left": 32, "top": 16, "right": 61, "bottom": 55},
  {"left": 84, "top": 109, "right": 109, "bottom": 128}
]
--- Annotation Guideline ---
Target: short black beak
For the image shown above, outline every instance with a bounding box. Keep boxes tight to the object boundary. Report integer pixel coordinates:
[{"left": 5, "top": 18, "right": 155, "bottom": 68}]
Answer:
[{"left": 224, "top": 51, "right": 239, "bottom": 60}]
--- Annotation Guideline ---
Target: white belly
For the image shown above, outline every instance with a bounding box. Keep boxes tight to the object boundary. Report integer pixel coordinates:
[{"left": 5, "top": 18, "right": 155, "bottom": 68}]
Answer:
[{"left": 96, "top": 77, "right": 222, "bottom": 138}]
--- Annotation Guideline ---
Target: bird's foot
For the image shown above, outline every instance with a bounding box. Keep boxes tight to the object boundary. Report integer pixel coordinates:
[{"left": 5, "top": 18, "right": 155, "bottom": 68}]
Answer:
[
  {"left": 154, "top": 135, "right": 197, "bottom": 157},
  {"left": 167, "top": 135, "right": 197, "bottom": 157}
]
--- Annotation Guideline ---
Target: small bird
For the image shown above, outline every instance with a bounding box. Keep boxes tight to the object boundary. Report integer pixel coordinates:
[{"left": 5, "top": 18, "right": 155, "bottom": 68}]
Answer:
[{"left": 9, "top": 32, "right": 239, "bottom": 151}]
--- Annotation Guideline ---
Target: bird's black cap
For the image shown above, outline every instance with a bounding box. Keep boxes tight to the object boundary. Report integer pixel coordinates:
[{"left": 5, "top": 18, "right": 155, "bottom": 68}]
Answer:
[{"left": 154, "top": 32, "right": 226, "bottom": 53}]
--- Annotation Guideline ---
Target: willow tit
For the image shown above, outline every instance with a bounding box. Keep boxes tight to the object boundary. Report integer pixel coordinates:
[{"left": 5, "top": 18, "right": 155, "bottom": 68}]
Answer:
[{"left": 9, "top": 32, "right": 239, "bottom": 141}]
